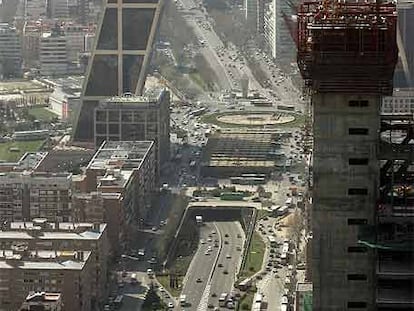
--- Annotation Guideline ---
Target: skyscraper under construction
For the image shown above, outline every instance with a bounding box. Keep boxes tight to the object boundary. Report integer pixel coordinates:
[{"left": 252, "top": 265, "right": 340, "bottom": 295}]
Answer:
[{"left": 298, "top": 1, "right": 413, "bottom": 310}]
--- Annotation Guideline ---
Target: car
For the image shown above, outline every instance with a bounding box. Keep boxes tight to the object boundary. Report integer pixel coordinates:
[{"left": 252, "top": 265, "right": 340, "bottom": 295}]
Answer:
[
  {"left": 223, "top": 270, "right": 228, "bottom": 274},
  {"left": 200, "top": 239, "right": 206, "bottom": 244},
  {"left": 236, "top": 246, "right": 241, "bottom": 251},
  {"left": 218, "top": 263, "right": 223, "bottom": 267},
  {"left": 267, "top": 262, "right": 272, "bottom": 267},
  {"left": 205, "top": 251, "right": 210, "bottom": 255},
  {"left": 207, "top": 238, "right": 212, "bottom": 242},
  {"left": 224, "top": 240, "right": 229, "bottom": 245},
  {"left": 226, "top": 254, "right": 231, "bottom": 259},
  {"left": 151, "top": 226, "right": 157, "bottom": 231},
  {"left": 237, "top": 234, "right": 242, "bottom": 238},
  {"left": 196, "top": 278, "right": 203, "bottom": 283},
  {"left": 214, "top": 243, "right": 219, "bottom": 248},
  {"left": 224, "top": 233, "right": 229, "bottom": 238},
  {"left": 168, "top": 302, "right": 174, "bottom": 308}
]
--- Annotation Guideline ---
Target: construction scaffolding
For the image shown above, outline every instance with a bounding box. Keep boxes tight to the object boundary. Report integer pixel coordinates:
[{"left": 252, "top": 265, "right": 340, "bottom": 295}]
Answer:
[{"left": 297, "top": 0, "right": 398, "bottom": 94}]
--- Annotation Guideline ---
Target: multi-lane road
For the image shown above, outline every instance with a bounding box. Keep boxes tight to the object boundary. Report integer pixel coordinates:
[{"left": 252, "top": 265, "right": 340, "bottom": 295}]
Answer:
[{"left": 180, "top": 221, "right": 245, "bottom": 310}]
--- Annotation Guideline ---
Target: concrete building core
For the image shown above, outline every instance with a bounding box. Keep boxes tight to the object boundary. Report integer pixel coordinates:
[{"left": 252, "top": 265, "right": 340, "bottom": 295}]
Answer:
[
  {"left": 72, "top": 0, "right": 165, "bottom": 143},
  {"left": 296, "top": 1, "right": 404, "bottom": 310}
]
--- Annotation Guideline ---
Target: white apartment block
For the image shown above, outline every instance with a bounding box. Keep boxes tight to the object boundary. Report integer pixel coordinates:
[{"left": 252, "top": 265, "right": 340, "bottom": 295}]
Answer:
[
  {"left": 0, "top": 24, "right": 22, "bottom": 78},
  {"left": 40, "top": 32, "right": 68, "bottom": 76},
  {"left": 382, "top": 88, "right": 414, "bottom": 114}
]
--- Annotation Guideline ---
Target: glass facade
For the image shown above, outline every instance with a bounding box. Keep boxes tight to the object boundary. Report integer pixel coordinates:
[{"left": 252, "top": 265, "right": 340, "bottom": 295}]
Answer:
[
  {"left": 122, "top": 55, "right": 144, "bottom": 93},
  {"left": 85, "top": 55, "right": 118, "bottom": 96},
  {"left": 96, "top": 9, "right": 118, "bottom": 50},
  {"left": 122, "top": 9, "right": 155, "bottom": 50}
]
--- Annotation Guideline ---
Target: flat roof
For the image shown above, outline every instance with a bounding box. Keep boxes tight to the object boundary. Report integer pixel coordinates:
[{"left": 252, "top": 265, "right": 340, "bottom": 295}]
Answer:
[
  {"left": 0, "top": 250, "right": 91, "bottom": 270},
  {"left": 0, "top": 222, "right": 106, "bottom": 240}
]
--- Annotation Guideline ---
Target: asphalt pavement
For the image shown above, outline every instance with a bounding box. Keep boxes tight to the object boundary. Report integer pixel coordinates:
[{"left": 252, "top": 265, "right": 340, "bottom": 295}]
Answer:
[
  {"left": 207, "top": 221, "right": 246, "bottom": 309},
  {"left": 180, "top": 222, "right": 221, "bottom": 310}
]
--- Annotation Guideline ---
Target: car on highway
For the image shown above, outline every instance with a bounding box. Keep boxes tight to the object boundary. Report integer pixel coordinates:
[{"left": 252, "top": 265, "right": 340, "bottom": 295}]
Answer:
[
  {"left": 196, "top": 278, "right": 203, "bottom": 283},
  {"left": 223, "top": 270, "right": 228, "bottom": 274},
  {"left": 205, "top": 251, "right": 210, "bottom": 255},
  {"left": 168, "top": 302, "right": 174, "bottom": 308},
  {"left": 224, "top": 240, "right": 229, "bottom": 244},
  {"left": 226, "top": 254, "right": 231, "bottom": 259},
  {"left": 224, "top": 233, "right": 229, "bottom": 237},
  {"left": 218, "top": 263, "right": 223, "bottom": 267}
]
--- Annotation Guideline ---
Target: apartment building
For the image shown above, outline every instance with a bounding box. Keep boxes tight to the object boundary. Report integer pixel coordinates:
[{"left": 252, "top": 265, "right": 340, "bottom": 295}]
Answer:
[
  {"left": 0, "top": 219, "right": 108, "bottom": 305},
  {"left": 0, "top": 23, "right": 22, "bottom": 78},
  {"left": 0, "top": 172, "right": 72, "bottom": 222},
  {"left": 382, "top": 88, "right": 414, "bottom": 114},
  {"left": 94, "top": 89, "right": 170, "bottom": 171},
  {"left": 19, "top": 292, "right": 62, "bottom": 311},
  {"left": 73, "top": 141, "right": 156, "bottom": 253},
  {"left": 0, "top": 248, "right": 91, "bottom": 311}
]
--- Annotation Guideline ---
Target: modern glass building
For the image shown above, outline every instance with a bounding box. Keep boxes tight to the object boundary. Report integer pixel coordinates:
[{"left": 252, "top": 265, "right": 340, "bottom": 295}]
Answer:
[{"left": 72, "top": 0, "right": 164, "bottom": 143}]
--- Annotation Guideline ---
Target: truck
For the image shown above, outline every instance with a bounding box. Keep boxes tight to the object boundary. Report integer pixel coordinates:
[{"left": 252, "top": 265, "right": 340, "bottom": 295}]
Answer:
[{"left": 179, "top": 294, "right": 187, "bottom": 306}]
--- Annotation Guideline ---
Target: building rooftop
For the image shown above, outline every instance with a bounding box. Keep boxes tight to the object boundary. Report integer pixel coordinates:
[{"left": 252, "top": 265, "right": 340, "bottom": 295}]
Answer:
[
  {"left": 99, "top": 87, "right": 166, "bottom": 108},
  {"left": 87, "top": 141, "right": 153, "bottom": 188},
  {"left": 25, "top": 291, "right": 61, "bottom": 303},
  {"left": 0, "top": 249, "right": 90, "bottom": 270},
  {"left": 296, "top": 282, "right": 313, "bottom": 292},
  {"left": 0, "top": 220, "right": 106, "bottom": 241}
]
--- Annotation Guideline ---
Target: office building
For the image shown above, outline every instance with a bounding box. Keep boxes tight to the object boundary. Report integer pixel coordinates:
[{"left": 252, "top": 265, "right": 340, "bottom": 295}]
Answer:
[
  {"left": 0, "top": 23, "right": 22, "bottom": 78},
  {"left": 24, "top": 0, "right": 48, "bottom": 19},
  {"left": 20, "top": 292, "right": 62, "bottom": 311},
  {"left": 39, "top": 31, "right": 68, "bottom": 76},
  {"left": 297, "top": 1, "right": 414, "bottom": 309},
  {"left": 0, "top": 171, "right": 72, "bottom": 222},
  {"left": 263, "top": 0, "right": 295, "bottom": 61},
  {"left": 395, "top": 0, "right": 414, "bottom": 87},
  {"left": 72, "top": 0, "right": 165, "bottom": 143},
  {"left": 73, "top": 141, "right": 156, "bottom": 252},
  {"left": 93, "top": 89, "right": 170, "bottom": 169},
  {"left": 48, "top": 0, "right": 69, "bottom": 19},
  {"left": 0, "top": 248, "right": 92, "bottom": 311},
  {"left": 0, "top": 219, "right": 109, "bottom": 305}
]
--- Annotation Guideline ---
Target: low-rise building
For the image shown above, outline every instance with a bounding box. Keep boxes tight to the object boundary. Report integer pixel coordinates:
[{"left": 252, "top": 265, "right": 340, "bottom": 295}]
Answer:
[
  {"left": 20, "top": 292, "right": 62, "bottom": 311},
  {"left": 295, "top": 282, "right": 312, "bottom": 311},
  {"left": 0, "top": 248, "right": 92, "bottom": 311},
  {"left": 0, "top": 219, "right": 108, "bottom": 305}
]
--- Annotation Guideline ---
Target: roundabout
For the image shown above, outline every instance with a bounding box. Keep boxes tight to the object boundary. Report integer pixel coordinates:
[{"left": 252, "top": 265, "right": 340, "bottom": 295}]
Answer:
[{"left": 202, "top": 111, "right": 298, "bottom": 128}]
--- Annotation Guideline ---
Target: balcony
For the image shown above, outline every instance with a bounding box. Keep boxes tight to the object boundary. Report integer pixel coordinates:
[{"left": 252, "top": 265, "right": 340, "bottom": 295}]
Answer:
[
  {"left": 377, "top": 251, "right": 414, "bottom": 279},
  {"left": 377, "top": 283, "right": 414, "bottom": 309}
]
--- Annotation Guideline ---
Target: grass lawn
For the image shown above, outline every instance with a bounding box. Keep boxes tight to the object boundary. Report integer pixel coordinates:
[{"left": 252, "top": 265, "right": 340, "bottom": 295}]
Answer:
[
  {"left": 240, "top": 232, "right": 265, "bottom": 278},
  {"left": 189, "top": 72, "right": 208, "bottom": 90},
  {"left": 156, "top": 274, "right": 183, "bottom": 297},
  {"left": 237, "top": 289, "right": 256, "bottom": 311},
  {"left": 201, "top": 111, "right": 304, "bottom": 129},
  {"left": 0, "top": 140, "right": 45, "bottom": 162},
  {"left": 28, "top": 107, "right": 58, "bottom": 121}
]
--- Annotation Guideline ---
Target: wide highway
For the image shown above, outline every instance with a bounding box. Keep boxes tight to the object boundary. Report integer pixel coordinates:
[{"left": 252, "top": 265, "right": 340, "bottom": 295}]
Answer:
[
  {"left": 180, "top": 222, "right": 222, "bottom": 309},
  {"left": 207, "top": 221, "right": 245, "bottom": 309}
]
